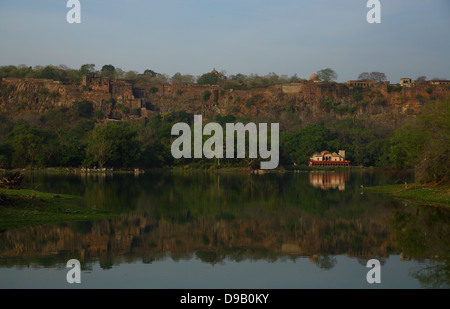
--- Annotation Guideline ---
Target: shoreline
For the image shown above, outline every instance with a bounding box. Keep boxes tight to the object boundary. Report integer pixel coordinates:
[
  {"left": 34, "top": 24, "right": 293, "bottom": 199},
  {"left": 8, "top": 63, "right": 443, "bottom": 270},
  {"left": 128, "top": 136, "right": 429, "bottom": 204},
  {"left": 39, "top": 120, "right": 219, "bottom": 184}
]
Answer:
[
  {"left": 364, "top": 183, "right": 449, "bottom": 208},
  {"left": 0, "top": 188, "right": 119, "bottom": 230}
]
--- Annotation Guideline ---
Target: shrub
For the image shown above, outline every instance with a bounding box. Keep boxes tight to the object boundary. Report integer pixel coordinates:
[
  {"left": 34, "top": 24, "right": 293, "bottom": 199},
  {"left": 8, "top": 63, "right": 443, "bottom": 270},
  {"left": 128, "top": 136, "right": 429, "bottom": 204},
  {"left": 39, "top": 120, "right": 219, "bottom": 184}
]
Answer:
[
  {"left": 353, "top": 90, "right": 363, "bottom": 102},
  {"left": 130, "top": 108, "right": 141, "bottom": 116},
  {"left": 72, "top": 100, "right": 93, "bottom": 118},
  {"left": 176, "top": 89, "right": 183, "bottom": 96},
  {"left": 359, "top": 100, "right": 369, "bottom": 107},
  {"left": 245, "top": 98, "right": 255, "bottom": 108},
  {"left": 94, "top": 110, "right": 104, "bottom": 119},
  {"left": 322, "top": 97, "right": 333, "bottom": 109},
  {"left": 426, "top": 88, "right": 433, "bottom": 94},
  {"left": 202, "top": 90, "right": 211, "bottom": 101},
  {"left": 117, "top": 104, "right": 130, "bottom": 114},
  {"left": 348, "top": 106, "right": 357, "bottom": 114},
  {"left": 387, "top": 85, "right": 401, "bottom": 93},
  {"left": 149, "top": 86, "right": 159, "bottom": 94}
]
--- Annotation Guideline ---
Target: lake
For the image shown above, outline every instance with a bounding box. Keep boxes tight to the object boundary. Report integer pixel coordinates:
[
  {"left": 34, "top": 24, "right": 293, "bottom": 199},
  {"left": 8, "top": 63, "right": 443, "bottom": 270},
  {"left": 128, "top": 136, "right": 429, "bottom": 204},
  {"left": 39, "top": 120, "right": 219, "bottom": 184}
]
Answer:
[{"left": 0, "top": 169, "right": 449, "bottom": 289}]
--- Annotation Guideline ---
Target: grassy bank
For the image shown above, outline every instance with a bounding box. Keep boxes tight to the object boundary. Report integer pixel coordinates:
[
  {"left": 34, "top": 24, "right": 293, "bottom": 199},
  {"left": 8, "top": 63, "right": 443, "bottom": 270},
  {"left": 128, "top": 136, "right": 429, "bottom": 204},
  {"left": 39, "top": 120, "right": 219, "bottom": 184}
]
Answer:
[
  {"left": 364, "top": 183, "right": 449, "bottom": 208},
  {"left": 0, "top": 188, "right": 119, "bottom": 230}
]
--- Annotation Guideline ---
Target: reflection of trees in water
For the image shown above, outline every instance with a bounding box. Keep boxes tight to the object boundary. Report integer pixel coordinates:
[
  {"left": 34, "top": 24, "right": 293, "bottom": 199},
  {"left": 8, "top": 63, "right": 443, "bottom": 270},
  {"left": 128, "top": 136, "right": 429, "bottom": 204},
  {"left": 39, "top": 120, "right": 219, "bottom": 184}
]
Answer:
[
  {"left": 356, "top": 257, "right": 386, "bottom": 267},
  {"left": 1, "top": 170, "right": 432, "bottom": 271},
  {"left": 410, "top": 260, "right": 450, "bottom": 289},
  {"left": 315, "top": 255, "right": 337, "bottom": 270},
  {"left": 391, "top": 205, "right": 450, "bottom": 288}
]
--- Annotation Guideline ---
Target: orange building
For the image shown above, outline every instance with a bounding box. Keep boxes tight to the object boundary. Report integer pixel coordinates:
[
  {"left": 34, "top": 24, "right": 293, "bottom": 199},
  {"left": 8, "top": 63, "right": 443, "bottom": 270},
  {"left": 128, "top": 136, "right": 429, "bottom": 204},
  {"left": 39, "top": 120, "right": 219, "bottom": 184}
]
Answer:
[{"left": 309, "top": 150, "right": 350, "bottom": 167}]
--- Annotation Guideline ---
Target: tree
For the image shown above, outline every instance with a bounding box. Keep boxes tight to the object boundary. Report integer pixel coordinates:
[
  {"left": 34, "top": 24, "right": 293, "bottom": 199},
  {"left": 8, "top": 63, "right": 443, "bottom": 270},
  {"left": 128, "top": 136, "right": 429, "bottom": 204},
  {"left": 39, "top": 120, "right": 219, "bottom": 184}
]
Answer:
[
  {"left": 7, "top": 121, "right": 44, "bottom": 169},
  {"left": 85, "top": 123, "right": 140, "bottom": 168},
  {"left": 416, "top": 76, "right": 427, "bottom": 84},
  {"left": 38, "top": 66, "right": 60, "bottom": 80},
  {"left": 72, "top": 100, "right": 94, "bottom": 118},
  {"left": 358, "top": 72, "right": 386, "bottom": 83},
  {"left": 389, "top": 98, "right": 449, "bottom": 183},
  {"left": 280, "top": 124, "right": 335, "bottom": 165},
  {"left": 85, "top": 125, "right": 112, "bottom": 169},
  {"left": 79, "top": 64, "right": 95, "bottom": 75},
  {"left": 171, "top": 72, "right": 195, "bottom": 84},
  {"left": 144, "top": 69, "right": 157, "bottom": 77},
  {"left": 358, "top": 72, "right": 371, "bottom": 81},
  {"left": 197, "top": 72, "right": 219, "bottom": 85},
  {"left": 125, "top": 70, "right": 138, "bottom": 80},
  {"left": 100, "top": 64, "right": 116, "bottom": 79},
  {"left": 316, "top": 68, "right": 338, "bottom": 82},
  {"left": 202, "top": 90, "right": 212, "bottom": 101}
]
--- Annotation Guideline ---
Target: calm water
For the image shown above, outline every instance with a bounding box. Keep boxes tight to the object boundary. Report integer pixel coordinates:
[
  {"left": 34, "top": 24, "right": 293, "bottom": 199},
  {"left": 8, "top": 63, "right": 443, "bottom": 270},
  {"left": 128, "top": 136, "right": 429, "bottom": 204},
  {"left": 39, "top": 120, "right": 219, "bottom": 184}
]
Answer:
[{"left": 0, "top": 169, "right": 449, "bottom": 289}]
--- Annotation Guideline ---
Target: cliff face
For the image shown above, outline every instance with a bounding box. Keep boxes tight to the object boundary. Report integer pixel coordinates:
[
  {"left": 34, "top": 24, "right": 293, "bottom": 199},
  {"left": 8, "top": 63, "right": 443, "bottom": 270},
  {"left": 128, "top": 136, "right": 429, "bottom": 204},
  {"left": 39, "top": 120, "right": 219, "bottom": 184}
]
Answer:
[{"left": 1, "top": 76, "right": 449, "bottom": 128}]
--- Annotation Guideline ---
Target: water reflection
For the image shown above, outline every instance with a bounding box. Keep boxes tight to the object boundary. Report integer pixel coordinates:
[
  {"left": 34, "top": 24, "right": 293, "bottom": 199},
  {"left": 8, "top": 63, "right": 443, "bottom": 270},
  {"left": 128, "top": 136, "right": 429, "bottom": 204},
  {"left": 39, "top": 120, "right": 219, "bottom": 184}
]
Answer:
[
  {"left": 0, "top": 170, "right": 448, "bottom": 288},
  {"left": 309, "top": 172, "right": 349, "bottom": 191}
]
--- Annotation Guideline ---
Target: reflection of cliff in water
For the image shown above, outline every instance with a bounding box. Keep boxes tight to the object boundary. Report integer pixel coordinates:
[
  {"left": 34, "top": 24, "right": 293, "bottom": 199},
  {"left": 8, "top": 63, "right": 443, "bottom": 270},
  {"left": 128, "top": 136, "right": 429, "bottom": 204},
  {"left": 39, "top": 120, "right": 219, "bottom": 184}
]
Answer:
[
  {"left": 0, "top": 200, "right": 400, "bottom": 268},
  {"left": 3, "top": 169, "right": 438, "bottom": 274},
  {"left": 309, "top": 172, "right": 350, "bottom": 191}
]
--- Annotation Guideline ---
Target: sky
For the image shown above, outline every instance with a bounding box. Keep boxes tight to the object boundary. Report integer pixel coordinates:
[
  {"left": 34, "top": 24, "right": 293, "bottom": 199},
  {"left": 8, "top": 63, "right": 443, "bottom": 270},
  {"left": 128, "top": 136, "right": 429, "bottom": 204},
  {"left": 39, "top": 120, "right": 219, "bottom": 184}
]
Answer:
[{"left": 0, "top": 0, "right": 449, "bottom": 83}]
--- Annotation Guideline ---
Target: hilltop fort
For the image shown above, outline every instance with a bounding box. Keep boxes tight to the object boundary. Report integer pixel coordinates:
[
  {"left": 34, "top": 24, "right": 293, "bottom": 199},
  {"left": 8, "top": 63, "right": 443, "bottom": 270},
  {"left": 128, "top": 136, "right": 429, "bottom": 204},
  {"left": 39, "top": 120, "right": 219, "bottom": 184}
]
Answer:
[{"left": 1, "top": 72, "right": 449, "bottom": 130}]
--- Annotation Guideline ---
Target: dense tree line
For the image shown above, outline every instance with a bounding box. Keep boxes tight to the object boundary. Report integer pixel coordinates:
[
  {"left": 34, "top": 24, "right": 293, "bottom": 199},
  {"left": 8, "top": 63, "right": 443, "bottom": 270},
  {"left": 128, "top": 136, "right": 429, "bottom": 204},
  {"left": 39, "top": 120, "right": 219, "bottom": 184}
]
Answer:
[
  {"left": 0, "top": 64, "right": 306, "bottom": 88},
  {"left": 0, "top": 96, "right": 447, "bottom": 184}
]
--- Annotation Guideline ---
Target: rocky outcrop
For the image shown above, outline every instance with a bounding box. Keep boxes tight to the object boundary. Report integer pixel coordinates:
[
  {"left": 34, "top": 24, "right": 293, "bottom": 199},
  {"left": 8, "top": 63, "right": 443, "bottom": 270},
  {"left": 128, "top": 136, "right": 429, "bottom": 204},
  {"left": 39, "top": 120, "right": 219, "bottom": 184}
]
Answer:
[{"left": 1, "top": 76, "right": 449, "bottom": 127}]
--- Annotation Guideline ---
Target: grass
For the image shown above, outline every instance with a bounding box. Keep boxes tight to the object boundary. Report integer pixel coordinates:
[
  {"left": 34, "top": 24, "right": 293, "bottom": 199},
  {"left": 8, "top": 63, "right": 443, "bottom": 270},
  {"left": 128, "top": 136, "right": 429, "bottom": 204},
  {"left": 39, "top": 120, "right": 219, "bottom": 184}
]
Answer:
[
  {"left": 0, "top": 188, "right": 119, "bottom": 230},
  {"left": 364, "top": 183, "right": 449, "bottom": 208}
]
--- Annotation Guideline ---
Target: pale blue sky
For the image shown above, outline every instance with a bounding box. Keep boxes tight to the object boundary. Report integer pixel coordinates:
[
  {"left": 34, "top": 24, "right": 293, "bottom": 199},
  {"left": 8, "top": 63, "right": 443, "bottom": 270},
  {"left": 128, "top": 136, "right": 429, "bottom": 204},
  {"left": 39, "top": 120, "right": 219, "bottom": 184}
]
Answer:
[{"left": 0, "top": 0, "right": 449, "bottom": 82}]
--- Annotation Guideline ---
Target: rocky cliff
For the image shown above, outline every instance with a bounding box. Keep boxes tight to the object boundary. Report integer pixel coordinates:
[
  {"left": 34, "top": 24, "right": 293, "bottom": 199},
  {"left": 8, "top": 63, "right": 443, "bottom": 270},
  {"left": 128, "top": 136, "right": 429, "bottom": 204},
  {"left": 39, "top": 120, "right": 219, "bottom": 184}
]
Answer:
[{"left": 1, "top": 75, "right": 449, "bottom": 129}]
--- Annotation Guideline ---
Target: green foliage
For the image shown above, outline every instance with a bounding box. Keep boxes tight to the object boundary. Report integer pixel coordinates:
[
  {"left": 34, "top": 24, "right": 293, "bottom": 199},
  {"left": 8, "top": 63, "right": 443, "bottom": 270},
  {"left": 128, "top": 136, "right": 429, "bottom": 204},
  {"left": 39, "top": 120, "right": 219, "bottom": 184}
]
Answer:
[
  {"left": 214, "top": 114, "right": 236, "bottom": 126},
  {"left": 202, "top": 90, "right": 212, "bottom": 101},
  {"left": 197, "top": 73, "right": 219, "bottom": 85},
  {"left": 37, "top": 66, "right": 60, "bottom": 80},
  {"left": 85, "top": 123, "right": 140, "bottom": 168},
  {"left": 387, "top": 85, "right": 402, "bottom": 93},
  {"left": 7, "top": 121, "right": 44, "bottom": 168},
  {"left": 316, "top": 68, "right": 338, "bottom": 82},
  {"left": 245, "top": 98, "right": 255, "bottom": 108},
  {"left": 144, "top": 69, "right": 157, "bottom": 77},
  {"left": 131, "top": 108, "right": 141, "bottom": 117},
  {"left": 137, "top": 111, "right": 191, "bottom": 168},
  {"left": 280, "top": 124, "right": 333, "bottom": 165},
  {"left": 100, "top": 64, "right": 116, "bottom": 79},
  {"left": 149, "top": 86, "right": 159, "bottom": 93},
  {"left": 72, "top": 100, "right": 94, "bottom": 118},
  {"left": 94, "top": 110, "right": 105, "bottom": 119},
  {"left": 352, "top": 89, "right": 363, "bottom": 102},
  {"left": 0, "top": 142, "right": 13, "bottom": 168},
  {"left": 389, "top": 99, "right": 449, "bottom": 183},
  {"left": 322, "top": 97, "right": 334, "bottom": 109},
  {"left": 117, "top": 104, "right": 130, "bottom": 115},
  {"left": 282, "top": 105, "right": 295, "bottom": 113},
  {"left": 359, "top": 100, "right": 369, "bottom": 107},
  {"left": 79, "top": 64, "right": 95, "bottom": 75},
  {"left": 426, "top": 88, "right": 433, "bottom": 94},
  {"left": 176, "top": 89, "right": 184, "bottom": 96}
]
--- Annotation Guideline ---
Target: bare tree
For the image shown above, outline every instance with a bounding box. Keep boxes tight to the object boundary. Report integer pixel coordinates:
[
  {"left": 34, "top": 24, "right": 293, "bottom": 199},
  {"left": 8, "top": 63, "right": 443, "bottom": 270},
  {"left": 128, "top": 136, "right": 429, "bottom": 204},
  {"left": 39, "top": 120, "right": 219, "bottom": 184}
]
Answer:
[
  {"left": 358, "top": 72, "right": 386, "bottom": 83},
  {"left": 416, "top": 76, "right": 427, "bottom": 84}
]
